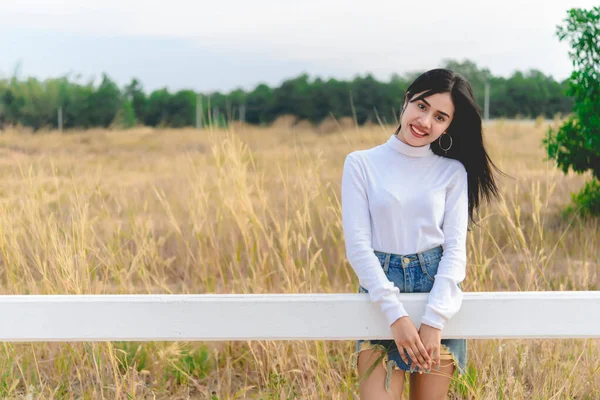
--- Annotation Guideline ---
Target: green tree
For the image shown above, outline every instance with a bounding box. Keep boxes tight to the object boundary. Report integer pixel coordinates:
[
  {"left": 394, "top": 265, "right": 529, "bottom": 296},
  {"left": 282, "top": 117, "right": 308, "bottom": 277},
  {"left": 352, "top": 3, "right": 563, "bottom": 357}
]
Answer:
[
  {"left": 442, "top": 59, "right": 493, "bottom": 109},
  {"left": 113, "top": 100, "right": 136, "bottom": 129},
  {"left": 124, "top": 78, "right": 147, "bottom": 124},
  {"left": 145, "top": 88, "right": 171, "bottom": 127},
  {"left": 88, "top": 74, "right": 122, "bottom": 127},
  {"left": 167, "top": 90, "right": 196, "bottom": 127},
  {"left": 18, "top": 77, "right": 61, "bottom": 131},
  {"left": 246, "top": 84, "right": 275, "bottom": 124},
  {"left": 544, "top": 6, "right": 600, "bottom": 217},
  {"left": 0, "top": 58, "right": 578, "bottom": 130},
  {"left": 62, "top": 80, "right": 95, "bottom": 129}
]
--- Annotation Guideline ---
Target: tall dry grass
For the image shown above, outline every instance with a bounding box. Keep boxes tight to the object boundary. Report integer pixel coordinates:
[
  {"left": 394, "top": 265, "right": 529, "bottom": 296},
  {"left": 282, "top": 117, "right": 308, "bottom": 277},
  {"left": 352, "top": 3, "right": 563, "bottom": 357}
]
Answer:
[{"left": 0, "top": 119, "right": 597, "bottom": 399}]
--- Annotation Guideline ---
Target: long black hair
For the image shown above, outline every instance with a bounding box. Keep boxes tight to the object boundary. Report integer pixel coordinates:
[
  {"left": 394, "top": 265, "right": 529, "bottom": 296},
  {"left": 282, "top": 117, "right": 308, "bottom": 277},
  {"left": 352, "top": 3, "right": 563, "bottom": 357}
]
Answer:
[{"left": 394, "top": 68, "right": 506, "bottom": 224}]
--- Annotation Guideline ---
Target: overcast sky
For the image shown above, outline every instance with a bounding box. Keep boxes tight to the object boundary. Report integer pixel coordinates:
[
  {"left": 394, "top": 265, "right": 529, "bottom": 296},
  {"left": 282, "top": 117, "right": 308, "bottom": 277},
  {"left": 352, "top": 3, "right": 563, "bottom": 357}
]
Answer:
[{"left": 1, "top": 0, "right": 597, "bottom": 93}]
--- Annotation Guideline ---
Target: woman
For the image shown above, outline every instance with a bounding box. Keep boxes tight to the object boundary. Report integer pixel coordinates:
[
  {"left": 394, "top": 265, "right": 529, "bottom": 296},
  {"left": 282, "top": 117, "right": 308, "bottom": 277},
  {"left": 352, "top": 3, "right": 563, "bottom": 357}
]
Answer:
[{"left": 341, "top": 69, "right": 502, "bottom": 399}]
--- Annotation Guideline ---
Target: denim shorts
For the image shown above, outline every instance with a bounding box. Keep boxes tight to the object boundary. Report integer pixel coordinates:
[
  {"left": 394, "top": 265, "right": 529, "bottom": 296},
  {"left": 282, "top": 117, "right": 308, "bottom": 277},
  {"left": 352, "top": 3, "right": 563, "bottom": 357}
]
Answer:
[{"left": 352, "top": 245, "right": 467, "bottom": 390}]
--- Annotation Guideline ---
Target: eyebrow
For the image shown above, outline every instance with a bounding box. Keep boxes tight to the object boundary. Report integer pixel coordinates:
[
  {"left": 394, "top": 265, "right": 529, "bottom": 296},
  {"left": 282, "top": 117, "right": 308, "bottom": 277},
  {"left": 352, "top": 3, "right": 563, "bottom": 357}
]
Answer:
[{"left": 420, "top": 98, "right": 451, "bottom": 119}]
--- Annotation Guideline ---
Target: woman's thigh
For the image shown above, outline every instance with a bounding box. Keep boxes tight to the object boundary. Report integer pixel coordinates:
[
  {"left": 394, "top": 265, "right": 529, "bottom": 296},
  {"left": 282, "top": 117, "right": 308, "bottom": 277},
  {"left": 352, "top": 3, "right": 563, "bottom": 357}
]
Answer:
[
  {"left": 408, "top": 360, "right": 455, "bottom": 400},
  {"left": 357, "top": 348, "right": 405, "bottom": 399}
]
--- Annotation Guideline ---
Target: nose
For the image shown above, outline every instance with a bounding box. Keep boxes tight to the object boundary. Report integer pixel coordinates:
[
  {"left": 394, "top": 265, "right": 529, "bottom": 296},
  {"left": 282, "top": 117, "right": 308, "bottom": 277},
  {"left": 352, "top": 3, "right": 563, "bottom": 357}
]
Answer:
[{"left": 419, "top": 113, "right": 433, "bottom": 130}]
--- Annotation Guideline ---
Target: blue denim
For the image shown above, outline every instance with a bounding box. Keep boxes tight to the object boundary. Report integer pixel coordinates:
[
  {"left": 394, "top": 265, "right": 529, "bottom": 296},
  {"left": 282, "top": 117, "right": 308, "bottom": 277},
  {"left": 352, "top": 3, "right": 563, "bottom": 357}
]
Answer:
[{"left": 353, "top": 245, "right": 467, "bottom": 389}]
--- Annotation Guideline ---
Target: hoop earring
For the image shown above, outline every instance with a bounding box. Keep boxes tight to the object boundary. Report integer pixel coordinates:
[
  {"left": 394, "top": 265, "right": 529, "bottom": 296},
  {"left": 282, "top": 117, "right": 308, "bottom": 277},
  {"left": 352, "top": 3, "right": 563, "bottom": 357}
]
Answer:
[{"left": 439, "top": 133, "right": 453, "bottom": 154}]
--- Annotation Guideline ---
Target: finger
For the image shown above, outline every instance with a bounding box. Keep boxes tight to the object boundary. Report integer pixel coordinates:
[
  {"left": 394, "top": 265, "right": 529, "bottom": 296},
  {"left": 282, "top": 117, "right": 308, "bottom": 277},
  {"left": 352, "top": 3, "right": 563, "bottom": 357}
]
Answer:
[
  {"left": 431, "top": 347, "right": 440, "bottom": 368},
  {"left": 416, "top": 340, "right": 432, "bottom": 368},
  {"left": 426, "top": 348, "right": 437, "bottom": 372},
  {"left": 412, "top": 341, "right": 429, "bottom": 368},
  {"left": 409, "top": 344, "right": 426, "bottom": 370},
  {"left": 398, "top": 346, "right": 409, "bottom": 365},
  {"left": 437, "top": 348, "right": 441, "bottom": 369},
  {"left": 404, "top": 346, "right": 420, "bottom": 369},
  {"left": 428, "top": 346, "right": 435, "bottom": 363},
  {"left": 427, "top": 346, "right": 437, "bottom": 370},
  {"left": 426, "top": 347, "right": 435, "bottom": 373}
]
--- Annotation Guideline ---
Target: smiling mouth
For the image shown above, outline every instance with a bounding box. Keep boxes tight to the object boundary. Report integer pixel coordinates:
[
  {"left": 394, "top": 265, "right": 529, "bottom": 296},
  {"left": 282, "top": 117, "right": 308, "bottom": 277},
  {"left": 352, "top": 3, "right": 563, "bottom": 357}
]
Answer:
[{"left": 410, "top": 124, "right": 429, "bottom": 137}]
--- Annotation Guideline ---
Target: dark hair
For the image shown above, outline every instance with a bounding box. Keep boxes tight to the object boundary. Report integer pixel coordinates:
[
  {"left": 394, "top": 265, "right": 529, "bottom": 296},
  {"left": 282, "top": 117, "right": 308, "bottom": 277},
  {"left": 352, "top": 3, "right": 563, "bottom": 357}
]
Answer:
[{"left": 394, "top": 68, "right": 506, "bottom": 224}]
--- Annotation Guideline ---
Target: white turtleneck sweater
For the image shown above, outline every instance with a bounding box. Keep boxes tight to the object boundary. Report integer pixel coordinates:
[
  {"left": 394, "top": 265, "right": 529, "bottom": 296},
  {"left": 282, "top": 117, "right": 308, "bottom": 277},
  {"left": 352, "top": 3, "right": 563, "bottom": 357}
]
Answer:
[{"left": 341, "top": 134, "right": 468, "bottom": 330}]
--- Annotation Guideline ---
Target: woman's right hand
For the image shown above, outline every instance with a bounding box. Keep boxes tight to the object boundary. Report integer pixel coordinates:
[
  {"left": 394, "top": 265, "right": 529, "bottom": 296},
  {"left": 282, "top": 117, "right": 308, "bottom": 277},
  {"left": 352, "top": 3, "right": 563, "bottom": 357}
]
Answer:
[{"left": 390, "top": 316, "right": 432, "bottom": 371}]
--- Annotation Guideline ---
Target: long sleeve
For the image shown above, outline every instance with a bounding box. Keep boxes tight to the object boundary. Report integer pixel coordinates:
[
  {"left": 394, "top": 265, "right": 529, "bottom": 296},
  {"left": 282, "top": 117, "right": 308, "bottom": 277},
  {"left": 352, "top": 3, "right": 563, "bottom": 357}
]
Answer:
[
  {"left": 341, "top": 153, "right": 409, "bottom": 327},
  {"left": 420, "top": 165, "right": 469, "bottom": 330}
]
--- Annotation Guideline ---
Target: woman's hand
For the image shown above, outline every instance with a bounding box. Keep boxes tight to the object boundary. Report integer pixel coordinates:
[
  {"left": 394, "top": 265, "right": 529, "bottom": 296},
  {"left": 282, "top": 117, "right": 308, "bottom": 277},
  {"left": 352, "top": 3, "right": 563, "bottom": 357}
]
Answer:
[
  {"left": 418, "top": 323, "right": 442, "bottom": 370},
  {"left": 390, "top": 316, "right": 432, "bottom": 371}
]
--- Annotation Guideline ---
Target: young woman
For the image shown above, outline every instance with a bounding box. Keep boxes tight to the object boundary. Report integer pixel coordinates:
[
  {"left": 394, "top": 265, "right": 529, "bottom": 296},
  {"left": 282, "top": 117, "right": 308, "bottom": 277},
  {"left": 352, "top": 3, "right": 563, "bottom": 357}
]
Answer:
[{"left": 341, "top": 69, "right": 502, "bottom": 399}]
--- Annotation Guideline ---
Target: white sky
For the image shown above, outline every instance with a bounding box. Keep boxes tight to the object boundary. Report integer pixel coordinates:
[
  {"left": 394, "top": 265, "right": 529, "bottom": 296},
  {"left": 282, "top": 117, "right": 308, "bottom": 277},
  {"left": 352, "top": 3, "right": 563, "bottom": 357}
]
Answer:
[{"left": 1, "top": 0, "right": 598, "bottom": 92}]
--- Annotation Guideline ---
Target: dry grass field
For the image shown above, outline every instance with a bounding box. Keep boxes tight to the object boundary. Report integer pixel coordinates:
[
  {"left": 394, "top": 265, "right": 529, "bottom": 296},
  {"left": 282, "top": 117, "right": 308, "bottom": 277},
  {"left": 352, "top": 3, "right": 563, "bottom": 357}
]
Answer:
[{"left": 0, "top": 118, "right": 597, "bottom": 399}]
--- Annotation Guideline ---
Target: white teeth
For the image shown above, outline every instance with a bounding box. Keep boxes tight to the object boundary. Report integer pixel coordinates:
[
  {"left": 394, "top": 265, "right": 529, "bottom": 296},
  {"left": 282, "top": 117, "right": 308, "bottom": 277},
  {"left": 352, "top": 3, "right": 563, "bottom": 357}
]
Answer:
[{"left": 412, "top": 125, "right": 427, "bottom": 136}]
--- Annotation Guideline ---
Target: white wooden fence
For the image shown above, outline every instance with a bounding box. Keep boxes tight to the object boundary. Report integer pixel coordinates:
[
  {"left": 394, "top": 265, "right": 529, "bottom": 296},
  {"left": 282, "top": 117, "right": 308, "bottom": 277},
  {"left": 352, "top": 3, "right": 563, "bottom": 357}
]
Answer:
[{"left": 0, "top": 292, "right": 598, "bottom": 341}]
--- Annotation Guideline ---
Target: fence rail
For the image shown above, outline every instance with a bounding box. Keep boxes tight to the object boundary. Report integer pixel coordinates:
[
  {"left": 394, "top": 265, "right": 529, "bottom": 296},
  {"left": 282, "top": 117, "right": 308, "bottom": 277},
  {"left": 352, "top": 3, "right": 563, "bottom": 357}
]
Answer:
[{"left": 0, "top": 292, "right": 598, "bottom": 342}]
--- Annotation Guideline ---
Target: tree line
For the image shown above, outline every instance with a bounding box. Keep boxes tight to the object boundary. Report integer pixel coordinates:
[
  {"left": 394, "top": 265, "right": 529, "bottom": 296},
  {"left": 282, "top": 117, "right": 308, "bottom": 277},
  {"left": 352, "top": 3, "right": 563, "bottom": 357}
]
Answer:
[{"left": 0, "top": 59, "right": 573, "bottom": 131}]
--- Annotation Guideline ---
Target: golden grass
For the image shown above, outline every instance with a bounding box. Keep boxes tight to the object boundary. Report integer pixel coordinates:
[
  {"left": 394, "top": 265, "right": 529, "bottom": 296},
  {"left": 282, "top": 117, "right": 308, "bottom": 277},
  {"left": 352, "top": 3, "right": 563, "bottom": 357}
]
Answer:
[{"left": 0, "top": 119, "right": 597, "bottom": 399}]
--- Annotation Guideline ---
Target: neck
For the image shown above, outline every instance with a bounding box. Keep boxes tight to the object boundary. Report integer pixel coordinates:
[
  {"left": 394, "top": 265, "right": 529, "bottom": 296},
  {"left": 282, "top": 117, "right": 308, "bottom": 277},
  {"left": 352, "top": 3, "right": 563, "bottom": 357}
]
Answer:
[{"left": 386, "top": 133, "right": 433, "bottom": 158}]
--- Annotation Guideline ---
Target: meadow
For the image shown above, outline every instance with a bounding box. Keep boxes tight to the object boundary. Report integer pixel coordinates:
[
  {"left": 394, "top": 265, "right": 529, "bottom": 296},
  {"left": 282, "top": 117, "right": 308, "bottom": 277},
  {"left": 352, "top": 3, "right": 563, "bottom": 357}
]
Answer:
[{"left": 0, "top": 118, "right": 597, "bottom": 399}]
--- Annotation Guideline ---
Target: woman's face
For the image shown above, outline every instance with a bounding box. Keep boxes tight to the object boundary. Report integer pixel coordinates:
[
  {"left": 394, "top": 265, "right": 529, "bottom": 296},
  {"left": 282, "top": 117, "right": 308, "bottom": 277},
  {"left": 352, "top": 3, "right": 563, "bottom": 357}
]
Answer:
[{"left": 397, "top": 91, "right": 455, "bottom": 147}]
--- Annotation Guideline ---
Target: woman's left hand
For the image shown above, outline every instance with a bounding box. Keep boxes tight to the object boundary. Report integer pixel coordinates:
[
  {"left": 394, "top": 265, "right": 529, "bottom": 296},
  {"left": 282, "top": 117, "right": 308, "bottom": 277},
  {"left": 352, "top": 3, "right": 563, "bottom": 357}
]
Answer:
[{"left": 418, "top": 324, "right": 442, "bottom": 371}]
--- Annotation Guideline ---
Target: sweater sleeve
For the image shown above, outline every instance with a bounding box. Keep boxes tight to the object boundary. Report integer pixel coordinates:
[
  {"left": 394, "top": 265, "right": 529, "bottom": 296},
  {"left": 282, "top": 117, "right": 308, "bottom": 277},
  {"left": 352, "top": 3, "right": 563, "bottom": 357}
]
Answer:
[
  {"left": 341, "top": 153, "right": 409, "bottom": 327},
  {"left": 420, "top": 164, "right": 469, "bottom": 330}
]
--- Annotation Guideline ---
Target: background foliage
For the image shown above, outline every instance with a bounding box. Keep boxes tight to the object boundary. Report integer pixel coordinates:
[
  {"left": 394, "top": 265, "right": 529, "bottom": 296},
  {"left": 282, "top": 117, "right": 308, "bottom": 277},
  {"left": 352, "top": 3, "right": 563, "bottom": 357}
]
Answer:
[{"left": 0, "top": 59, "right": 573, "bottom": 131}]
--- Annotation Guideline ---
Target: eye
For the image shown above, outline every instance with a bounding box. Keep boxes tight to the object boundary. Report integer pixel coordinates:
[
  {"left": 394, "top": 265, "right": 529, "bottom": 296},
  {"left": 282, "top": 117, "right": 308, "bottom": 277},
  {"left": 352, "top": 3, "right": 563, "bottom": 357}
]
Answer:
[
  {"left": 417, "top": 103, "right": 425, "bottom": 110},
  {"left": 436, "top": 115, "right": 445, "bottom": 122}
]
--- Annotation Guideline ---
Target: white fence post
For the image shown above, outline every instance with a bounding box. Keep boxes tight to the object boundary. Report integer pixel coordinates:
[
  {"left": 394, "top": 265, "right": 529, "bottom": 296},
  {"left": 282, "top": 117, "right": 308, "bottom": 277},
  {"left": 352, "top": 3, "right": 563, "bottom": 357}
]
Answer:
[{"left": 58, "top": 107, "right": 63, "bottom": 132}]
